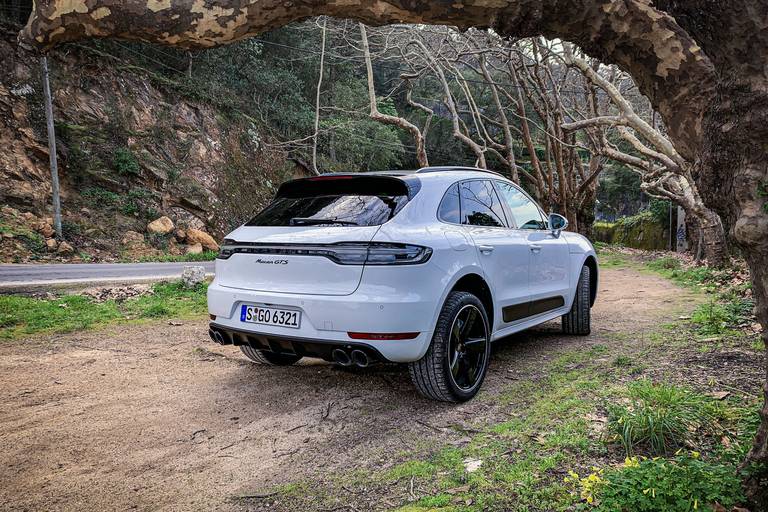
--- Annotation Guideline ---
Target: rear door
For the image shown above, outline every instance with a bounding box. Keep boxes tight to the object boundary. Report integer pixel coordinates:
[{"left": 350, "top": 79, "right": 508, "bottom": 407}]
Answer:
[
  {"left": 456, "top": 180, "right": 531, "bottom": 329},
  {"left": 494, "top": 181, "right": 571, "bottom": 313},
  {"left": 215, "top": 175, "right": 412, "bottom": 296}
]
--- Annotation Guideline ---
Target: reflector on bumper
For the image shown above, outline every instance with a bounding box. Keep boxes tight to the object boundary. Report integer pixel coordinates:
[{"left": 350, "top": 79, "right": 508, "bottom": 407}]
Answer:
[{"left": 347, "top": 332, "right": 419, "bottom": 340}]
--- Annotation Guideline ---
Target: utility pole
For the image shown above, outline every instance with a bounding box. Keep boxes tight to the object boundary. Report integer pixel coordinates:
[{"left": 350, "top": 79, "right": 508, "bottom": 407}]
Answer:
[
  {"left": 41, "top": 55, "right": 62, "bottom": 239},
  {"left": 311, "top": 17, "right": 327, "bottom": 176}
]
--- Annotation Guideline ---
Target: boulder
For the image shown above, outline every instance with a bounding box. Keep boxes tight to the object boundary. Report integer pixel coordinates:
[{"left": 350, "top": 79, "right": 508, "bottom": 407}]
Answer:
[
  {"left": 174, "top": 228, "right": 187, "bottom": 242},
  {"left": 181, "top": 265, "right": 206, "bottom": 288},
  {"left": 46, "top": 238, "right": 58, "bottom": 252},
  {"left": 186, "top": 228, "right": 219, "bottom": 252},
  {"left": 57, "top": 241, "right": 74, "bottom": 254},
  {"left": 120, "top": 230, "right": 161, "bottom": 260},
  {"left": 37, "top": 221, "right": 54, "bottom": 238},
  {"left": 146, "top": 216, "right": 174, "bottom": 235},
  {"left": 121, "top": 230, "right": 145, "bottom": 246},
  {"left": 185, "top": 243, "right": 203, "bottom": 255}
]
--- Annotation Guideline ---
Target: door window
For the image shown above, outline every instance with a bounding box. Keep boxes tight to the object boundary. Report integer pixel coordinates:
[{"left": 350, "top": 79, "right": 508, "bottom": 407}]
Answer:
[
  {"left": 459, "top": 180, "right": 507, "bottom": 227},
  {"left": 495, "top": 182, "right": 546, "bottom": 230}
]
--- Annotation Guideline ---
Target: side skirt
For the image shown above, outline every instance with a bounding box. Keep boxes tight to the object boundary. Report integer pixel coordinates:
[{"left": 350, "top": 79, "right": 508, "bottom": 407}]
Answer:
[{"left": 502, "top": 296, "right": 565, "bottom": 323}]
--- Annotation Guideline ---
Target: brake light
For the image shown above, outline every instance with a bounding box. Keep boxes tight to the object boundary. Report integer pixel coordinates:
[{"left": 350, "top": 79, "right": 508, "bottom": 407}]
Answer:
[
  {"left": 348, "top": 332, "right": 420, "bottom": 340},
  {"left": 216, "top": 242, "right": 432, "bottom": 265}
]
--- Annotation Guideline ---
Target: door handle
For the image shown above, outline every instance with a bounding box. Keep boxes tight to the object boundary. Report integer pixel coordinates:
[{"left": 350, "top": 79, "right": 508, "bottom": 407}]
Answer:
[
  {"left": 478, "top": 245, "right": 495, "bottom": 254},
  {"left": 530, "top": 244, "right": 542, "bottom": 253}
]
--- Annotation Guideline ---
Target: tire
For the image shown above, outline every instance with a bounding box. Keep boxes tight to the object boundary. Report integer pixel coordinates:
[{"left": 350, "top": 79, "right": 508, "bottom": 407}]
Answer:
[
  {"left": 239, "top": 345, "right": 302, "bottom": 366},
  {"left": 562, "top": 264, "right": 591, "bottom": 335},
  {"left": 409, "top": 291, "right": 491, "bottom": 402}
]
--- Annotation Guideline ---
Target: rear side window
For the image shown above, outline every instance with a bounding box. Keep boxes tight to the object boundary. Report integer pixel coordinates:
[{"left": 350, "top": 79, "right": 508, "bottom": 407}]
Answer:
[
  {"left": 246, "top": 176, "right": 411, "bottom": 227},
  {"left": 459, "top": 180, "right": 507, "bottom": 227},
  {"left": 495, "top": 182, "right": 546, "bottom": 229},
  {"left": 437, "top": 183, "right": 461, "bottom": 224}
]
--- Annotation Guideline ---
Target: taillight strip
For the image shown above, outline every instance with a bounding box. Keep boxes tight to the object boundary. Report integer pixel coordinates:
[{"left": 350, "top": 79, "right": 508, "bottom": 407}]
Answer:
[{"left": 217, "top": 242, "right": 431, "bottom": 265}]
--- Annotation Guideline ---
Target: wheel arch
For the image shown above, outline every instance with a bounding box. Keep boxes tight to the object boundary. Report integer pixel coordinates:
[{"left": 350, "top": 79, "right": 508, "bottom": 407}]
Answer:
[{"left": 449, "top": 272, "right": 494, "bottom": 329}]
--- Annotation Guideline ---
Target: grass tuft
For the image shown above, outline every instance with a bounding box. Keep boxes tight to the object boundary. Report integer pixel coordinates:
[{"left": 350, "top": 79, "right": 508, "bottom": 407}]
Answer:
[{"left": 606, "top": 380, "right": 717, "bottom": 456}]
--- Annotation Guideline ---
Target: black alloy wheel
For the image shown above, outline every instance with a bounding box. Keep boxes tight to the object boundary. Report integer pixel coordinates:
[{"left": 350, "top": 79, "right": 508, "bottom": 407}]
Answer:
[
  {"left": 447, "top": 304, "right": 489, "bottom": 391},
  {"left": 409, "top": 291, "right": 491, "bottom": 402}
]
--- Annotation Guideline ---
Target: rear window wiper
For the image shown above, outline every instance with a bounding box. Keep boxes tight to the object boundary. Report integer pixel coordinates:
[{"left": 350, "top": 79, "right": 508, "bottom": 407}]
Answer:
[{"left": 289, "top": 217, "right": 359, "bottom": 226}]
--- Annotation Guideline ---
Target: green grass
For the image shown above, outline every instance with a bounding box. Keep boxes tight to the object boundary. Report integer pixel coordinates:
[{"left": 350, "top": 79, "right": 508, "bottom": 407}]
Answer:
[
  {"left": 128, "top": 251, "right": 218, "bottom": 263},
  {"left": 643, "top": 256, "right": 720, "bottom": 291},
  {"left": 380, "top": 353, "right": 610, "bottom": 512},
  {"left": 0, "top": 281, "right": 208, "bottom": 340}
]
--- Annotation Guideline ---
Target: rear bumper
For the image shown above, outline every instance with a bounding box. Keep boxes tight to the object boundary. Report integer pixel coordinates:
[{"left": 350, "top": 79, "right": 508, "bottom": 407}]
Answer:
[
  {"left": 209, "top": 323, "right": 388, "bottom": 363},
  {"left": 206, "top": 275, "right": 439, "bottom": 362}
]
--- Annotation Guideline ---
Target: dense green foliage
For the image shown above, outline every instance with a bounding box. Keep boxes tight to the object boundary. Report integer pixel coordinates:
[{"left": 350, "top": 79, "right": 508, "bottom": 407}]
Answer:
[
  {"left": 596, "top": 166, "right": 644, "bottom": 220},
  {"left": 86, "top": 26, "right": 413, "bottom": 173},
  {"left": 581, "top": 455, "right": 744, "bottom": 512}
]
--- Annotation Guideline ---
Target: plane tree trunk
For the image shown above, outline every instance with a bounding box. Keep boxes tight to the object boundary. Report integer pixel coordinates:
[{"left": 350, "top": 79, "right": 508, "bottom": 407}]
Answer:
[{"left": 700, "top": 78, "right": 768, "bottom": 504}]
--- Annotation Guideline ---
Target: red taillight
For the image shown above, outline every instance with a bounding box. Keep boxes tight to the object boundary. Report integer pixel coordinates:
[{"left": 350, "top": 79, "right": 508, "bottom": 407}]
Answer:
[{"left": 347, "top": 332, "right": 419, "bottom": 340}]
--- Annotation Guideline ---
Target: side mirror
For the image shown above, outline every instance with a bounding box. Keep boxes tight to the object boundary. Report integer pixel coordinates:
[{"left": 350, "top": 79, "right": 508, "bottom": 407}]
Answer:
[{"left": 548, "top": 213, "right": 568, "bottom": 238}]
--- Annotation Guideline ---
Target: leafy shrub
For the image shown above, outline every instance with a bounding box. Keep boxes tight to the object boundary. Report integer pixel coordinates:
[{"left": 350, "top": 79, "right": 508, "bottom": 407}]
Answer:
[
  {"left": 82, "top": 187, "right": 119, "bottom": 208},
  {"left": 113, "top": 147, "right": 140, "bottom": 176},
  {"left": 607, "top": 380, "right": 716, "bottom": 455},
  {"left": 567, "top": 454, "right": 744, "bottom": 512},
  {"left": 17, "top": 232, "right": 46, "bottom": 254},
  {"left": 61, "top": 220, "right": 82, "bottom": 239},
  {"left": 120, "top": 188, "right": 155, "bottom": 218},
  {"left": 146, "top": 232, "right": 171, "bottom": 250}
]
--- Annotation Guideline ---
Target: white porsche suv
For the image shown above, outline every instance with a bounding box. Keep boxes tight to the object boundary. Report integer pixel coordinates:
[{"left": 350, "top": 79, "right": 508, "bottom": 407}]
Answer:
[{"left": 207, "top": 167, "right": 598, "bottom": 402}]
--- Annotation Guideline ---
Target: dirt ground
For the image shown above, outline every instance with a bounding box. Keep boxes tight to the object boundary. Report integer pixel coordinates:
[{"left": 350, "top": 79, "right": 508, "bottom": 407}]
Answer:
[{"left": 0, "top": 267, "right": 706, "bottom": 511}]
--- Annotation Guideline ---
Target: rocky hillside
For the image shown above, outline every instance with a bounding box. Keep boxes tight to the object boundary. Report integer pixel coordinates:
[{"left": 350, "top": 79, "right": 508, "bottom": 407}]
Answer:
[{"left": 0, "top": 25, "right": 308, "bottom": 263}]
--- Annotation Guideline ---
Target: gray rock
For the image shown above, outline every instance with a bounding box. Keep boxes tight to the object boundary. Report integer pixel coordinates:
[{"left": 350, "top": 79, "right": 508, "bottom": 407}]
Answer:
[{"left": 181, "top": 265, "right": 206, "bottom": 288}]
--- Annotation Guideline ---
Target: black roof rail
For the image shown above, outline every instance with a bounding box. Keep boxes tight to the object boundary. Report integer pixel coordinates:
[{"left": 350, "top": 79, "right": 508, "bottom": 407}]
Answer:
[{"left": 415, "top": 166, "right": 503, "bottom": 177}]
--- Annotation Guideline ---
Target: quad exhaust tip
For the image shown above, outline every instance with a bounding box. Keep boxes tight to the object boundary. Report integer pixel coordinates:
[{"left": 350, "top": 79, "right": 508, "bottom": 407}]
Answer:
[
  {"left": 350, "top": 349, "right": 369, "bottom": 368},
  {"left": 333, "top": 348, "right": 370, "bottom": 368},
  {"left": 332, "top": 348, "right": 352, "bottom": 366},
  {"left": 209, "top": 328, "right": 226, "bottom": 345}
]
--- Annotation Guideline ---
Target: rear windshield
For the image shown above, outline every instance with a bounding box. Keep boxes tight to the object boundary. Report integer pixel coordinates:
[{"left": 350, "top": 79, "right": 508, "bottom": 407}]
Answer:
[{"left": 246, "top": 176, "right": 413, "bottom": 227}]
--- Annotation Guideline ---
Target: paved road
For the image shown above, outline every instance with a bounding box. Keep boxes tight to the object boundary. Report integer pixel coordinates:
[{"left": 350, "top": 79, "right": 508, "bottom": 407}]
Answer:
[{"left": 0, "top": 261, "right": 215, "bottom": 289}]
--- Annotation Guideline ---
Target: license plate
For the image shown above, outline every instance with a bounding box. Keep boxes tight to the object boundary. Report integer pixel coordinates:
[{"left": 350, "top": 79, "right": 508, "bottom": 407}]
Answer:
[{"left": 240, "top": 305, "right": 301, "bottom": 329}]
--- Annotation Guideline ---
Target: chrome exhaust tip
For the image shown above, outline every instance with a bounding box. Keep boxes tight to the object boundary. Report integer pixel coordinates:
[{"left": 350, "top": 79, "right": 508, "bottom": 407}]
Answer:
[
  {"left": 209, "top": 329, "right": 226, "bottom": 345},
  {"left": 350, "top": 349, "right": 369, "bottom": 368},
  {"left": 332, "top": 348, "right": 352, "bottom": 367}
]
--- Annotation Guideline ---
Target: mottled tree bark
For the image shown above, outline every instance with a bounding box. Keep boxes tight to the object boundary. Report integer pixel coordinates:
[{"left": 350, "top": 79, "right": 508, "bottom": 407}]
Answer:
[{"left": 20, "top": 0, "right": 768, "bottom": 505}]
